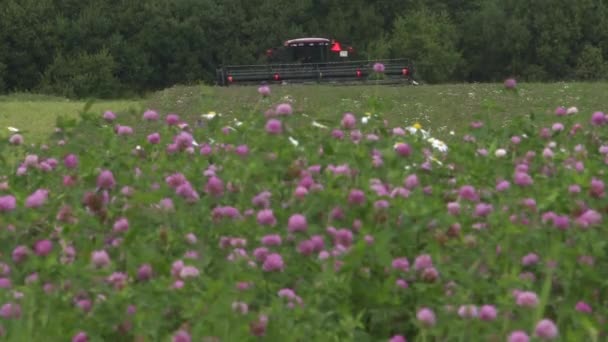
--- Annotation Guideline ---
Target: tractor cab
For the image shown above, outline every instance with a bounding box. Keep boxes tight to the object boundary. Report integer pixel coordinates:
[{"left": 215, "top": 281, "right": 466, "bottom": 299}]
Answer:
[{"left": 266, "top": 37, "right": 355, "bottom": 64}]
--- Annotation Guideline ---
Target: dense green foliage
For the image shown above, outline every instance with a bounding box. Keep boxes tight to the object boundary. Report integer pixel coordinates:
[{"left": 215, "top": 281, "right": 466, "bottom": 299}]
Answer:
[{"left": 2, "top": 0, "right": 608, "bottom": 97}]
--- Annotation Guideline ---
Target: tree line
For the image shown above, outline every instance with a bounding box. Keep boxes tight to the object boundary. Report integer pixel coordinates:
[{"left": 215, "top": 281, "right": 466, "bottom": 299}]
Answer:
[{"left": 1, "top": 0, "right": 608, "bottom": 98}]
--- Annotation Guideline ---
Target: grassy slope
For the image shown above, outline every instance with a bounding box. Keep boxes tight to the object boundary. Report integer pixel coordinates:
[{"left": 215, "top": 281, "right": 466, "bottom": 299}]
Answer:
[
  {"left": 2, "top": 82, "right": 608, "bottom": 144},
  {"left": 0, "top": 93, "right": 141, "bottom": 144}
]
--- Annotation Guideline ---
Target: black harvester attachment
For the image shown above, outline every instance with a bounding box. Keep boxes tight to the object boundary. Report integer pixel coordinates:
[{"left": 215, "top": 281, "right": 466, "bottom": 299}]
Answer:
[{"left": 216, "top": 38, "right": 415, "bottom": 86}]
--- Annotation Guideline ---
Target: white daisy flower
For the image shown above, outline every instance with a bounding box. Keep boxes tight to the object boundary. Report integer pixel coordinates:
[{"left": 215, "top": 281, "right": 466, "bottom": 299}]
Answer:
[
  {"left": 288, "top": 136, "right": 299, "bottom": 147},
  {"left": 201, "top": 111, "right": 218, "bottom": 120},
  {"left": 312, "top": 121, "right": 328, "bottom": 129}
]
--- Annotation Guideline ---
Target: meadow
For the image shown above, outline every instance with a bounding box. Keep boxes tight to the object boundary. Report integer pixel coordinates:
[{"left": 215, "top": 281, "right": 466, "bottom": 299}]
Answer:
[{"left": 0, "top": 81, "right": 607, "bottom": 341}]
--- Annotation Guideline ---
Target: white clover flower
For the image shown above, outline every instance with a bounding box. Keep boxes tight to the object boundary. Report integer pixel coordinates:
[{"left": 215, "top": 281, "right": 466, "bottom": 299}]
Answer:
[
  {"left": 361, "top": 117, "right": 370, "bottom": 124},
  {"left": 8, "top": 127, "right": 20, "bottom": 132},
  {"left": 567, "top": 107, "right": 578, "bottom": 114},
  {"left": 495, "top": 149, "right": 507, "bottom": 157}
]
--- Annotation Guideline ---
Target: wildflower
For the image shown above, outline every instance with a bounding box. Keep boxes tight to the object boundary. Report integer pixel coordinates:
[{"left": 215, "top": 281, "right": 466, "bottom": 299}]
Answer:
[
  {"left": 257, "top": 209, "right": 277, "bottom": 226},
  {"left": 414, "top": 254, "right": 433, "bottom": 271},
  {"left": 392, "top": 257, "right": 410, "bottom": 272},
  {"left": 591, "top": 111, "right": 605, "bottom": 126},
  {"left": 312, "top": 121, "right": 328, "bottom": 129},
  {"left": 551, "top": 123, "right": 564, "bottom": 131},
  {"left": 348, "top": 189, "right": 365, "bottom": 205},
  {"left": 508, "top": 331, "right": 530, "bottom": 342},
  {"left": 116, "top": 125, "right": 133, "bottom": 136},
  {"left": 341, "top": 113, "right": 356, "bottom": 129},
  {"left": 447, "top": 202, "right": 460, "bottom": 215},
  {"left": 535, "top": 319, "right": 558, "bottom": 340},
  {"left": 91, "top": 250, "right": 111, "bottom": 268},
  {"left": 199, "top": 111, "right": 218, "bottom": 121},
  {"left": 457, "top": 305, "right": 478, "bottom": 319},
  {"left": 137, "top": 264, "right": 153, "bottom": 281},
  {"left": 458, "top": 185, "right": 478, "bottom": 201},
  {"left": 0, "top": 195, "right": 16, "bottom": 213},
  {"left": 265, "top": 119, "right": 282, "bottom": 134},
  {"left": 428, "top": 138, "right": 448, "bottom": 152},
  {"left": 516, "top": 291, "right": 539, "bottom": 307},
  {"left": 26, "top": 189, "right": 48, "bottom": 208},
  {"left": 97, "top": 170, "right": 116, "bottom": 189},
  {"left": 521, "top": 253, "right": 539, "bottom": 266},
  {"left": 479, "top": 305, "right": 497, "bottom": 321},
  {"left": 390, "top": 335, "right": 407, "bottom": 342},
  {"left": 72, "top": 331, "right": 88, "bottom": 342},
  {"left": 205, "top": 176, "right": 224, "bottom": 196},
  {"left": 514, "top": 172, "right": 533, "bottom": 186},
  {"left": 566, "top": 106, "right": 578, "bottom": 114},
  {"left": 172, "top": 330, "right": 191, "bottom": 342},
  {"left": 416, "top": 308, "right": 436, "bottom": 327},
  {"left": 589, "top": 178, "right": 605, "bottom": 198},
  {"left": 9, "top": 134, "right": 23, "bottom": 145},
  {"left": 495, "top": 148, "right": 507, "bottom": 157},
  {"left": 0, "top": 303, "right": 21, "bottom": 319},
  {"left": 261, "top": 234, "right": 282, "bottom": 246},
  {"left": 166, "top": 114, "right": 180, "bottom": 125},
  {"left": 107, "top": 272, "right": 128, "bottom": 290},
  {"left": 258, "top": 85, "right": 271, "bottom": 96},
  {"left": 142, "top": 109, "right": 159, "bottom": 121},
  {"left": 179, "top": 266, "right": 200, "bottom": 279},
  {"left": 143, "top": 133, "right": 160, "bottom": 145},
  {"left": 250, "top": 314, "right": 269, "bottom": 336},
  {"left": 288, "top": 136, "right": 299, "bottom": 147},
  {"left": 113, "top": 217, "right": 129, "bottom": 233},
  {"left": 504, "top": 78, "right": 517, "bottom": 89},
  {"left": 276, "top": 103, "right": 293, "bottom": 115},
  {"left": 262, "top": 253, "right": 284, "bottom": 272},
  {"left": 395, "top": 143, "right": 412, "bottom": 157},
  {"left": 287, "top": 214, "right": 307, "bottom": 233},
  {"left": 575, "top": 209, "right": 602, "bottom": 228},
  {"left": 63, "top": 154, "right": 78, "bottom": 169},
  {"left": 555, "top": 106, "right": 567, "bottom": 116},
  {"left": 33, "top": 239, "right": 53, "bottom": 257}
]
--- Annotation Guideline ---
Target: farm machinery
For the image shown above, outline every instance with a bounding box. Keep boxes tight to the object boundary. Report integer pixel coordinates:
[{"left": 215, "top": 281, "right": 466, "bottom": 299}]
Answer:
[{"left": 216, "top": 37, "right": 415, "bottom": 86}]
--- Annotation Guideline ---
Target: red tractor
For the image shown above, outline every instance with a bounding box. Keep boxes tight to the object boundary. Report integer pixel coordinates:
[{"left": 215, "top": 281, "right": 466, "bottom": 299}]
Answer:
[{"left": 216, "top": 37, "right": 415, "bottom": 86}]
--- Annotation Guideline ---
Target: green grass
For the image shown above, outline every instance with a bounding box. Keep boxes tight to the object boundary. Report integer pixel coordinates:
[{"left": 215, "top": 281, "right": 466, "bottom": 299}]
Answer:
[
  {"left": 2, "top": 82, "right": 608, "bottom": 144},
  {"left": 0, "top": 93, "right": 141, "bottom": 144}
]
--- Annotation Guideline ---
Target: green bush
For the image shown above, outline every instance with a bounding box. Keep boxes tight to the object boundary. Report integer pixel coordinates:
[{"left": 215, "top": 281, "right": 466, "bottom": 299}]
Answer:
[
  {"left": 575, "top": 44, "right": 608, "bottom": 81},
  {"left": 38, "top": 49, "right": 121, "bottom": 99},
  {"left": 389, "top": 8, "right": 463, "bottom": 84},
  {"left": 0, "top": 62, "right": 6, "bottom": 92}
]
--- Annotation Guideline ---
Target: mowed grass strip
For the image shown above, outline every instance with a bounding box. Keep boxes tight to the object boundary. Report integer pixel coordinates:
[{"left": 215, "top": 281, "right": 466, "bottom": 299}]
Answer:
[
  {"left": 2, "top": 82, "right": 608, "bottom": 144},
  {"left": 0, "top": 93, "right": 142, "bottom": 144}
]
